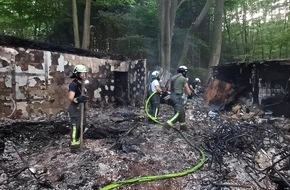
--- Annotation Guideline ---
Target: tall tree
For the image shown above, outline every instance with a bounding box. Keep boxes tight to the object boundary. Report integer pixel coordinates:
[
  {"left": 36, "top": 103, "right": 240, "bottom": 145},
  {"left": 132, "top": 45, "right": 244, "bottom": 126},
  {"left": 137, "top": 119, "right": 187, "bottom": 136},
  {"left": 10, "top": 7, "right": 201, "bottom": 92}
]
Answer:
[
  {"left": 71, "top": 0, "right": 92, "bottom": 49},
  {"left": 158, "top": 0, "right": 182, "bottom": 71},
  {"left": 158, "top": 0, "right": 214, "bottom": 71},
  {"left": 0, "top": 0, "right": 69, "bottom": 40},
  {"left": 82, "top": 0, "right": 92, "bottom": 49},
  {"left": 72, "top": 0, "right": 80, "bottom": 48},
  {"left": 177, "top": 0, "right": 214, "bottom": 66},
  {"left": 209, "top": 0, "right": 224, "bottom": 67},
  {"left": 71, "top": 0, "right": 135, "bottom": 49},
  {"left": 222, "top": 0, "right": 290, "bottom": 61},
  {"left": 161, "top": 0, "right": 171, "bottom": 71}
]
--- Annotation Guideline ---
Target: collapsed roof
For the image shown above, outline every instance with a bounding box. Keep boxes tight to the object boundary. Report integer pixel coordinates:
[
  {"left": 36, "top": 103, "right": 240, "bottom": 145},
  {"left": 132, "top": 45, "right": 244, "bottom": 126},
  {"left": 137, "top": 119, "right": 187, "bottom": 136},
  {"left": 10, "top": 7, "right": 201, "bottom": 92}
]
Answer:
[
  {"left": 0, "top": 35, "right": 127, "bottom": 61},
  {"left": 204, "top": 59, "right": 290, "bottom": 118}
]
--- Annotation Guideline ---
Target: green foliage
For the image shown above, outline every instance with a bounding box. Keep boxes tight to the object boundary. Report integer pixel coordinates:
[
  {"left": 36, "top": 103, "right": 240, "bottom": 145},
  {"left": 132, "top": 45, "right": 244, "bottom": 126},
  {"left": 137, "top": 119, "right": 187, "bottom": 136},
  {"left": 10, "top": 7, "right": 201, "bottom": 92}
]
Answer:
[
  {"left": 98, "top": 11, "right": 129, "bottom": 37},
  {"left": 126, "top": 0, "right": 158, "bottom": 38},
  {"left": 0, "top": 0, "right": 208, "bottom": 71},
  {"left": 0, "top": 0, "right": 70, "bottom": 39},
  {"left": 90, "top": 0, "right": 158, "bottom": 64},
  {"left": 110, "top": 35, "right": 155, "bottom": 58},
  {"left": 187, "top": 67, "right": 209, "bottom": 83},
  {"left": 224, "top": 0, "right": 240, "bottom": 11},
  {"left": 223, "top": 0, "right": 290, "bottom": 62},
  {"left": 4, "top": 0, "right": 289, "bottom": 72},
  {"left": 174, "top": 0, "right": 212, "bottom": 70},
  {"left": 93, "top": 0, "right": 136, "bottom": 9}
]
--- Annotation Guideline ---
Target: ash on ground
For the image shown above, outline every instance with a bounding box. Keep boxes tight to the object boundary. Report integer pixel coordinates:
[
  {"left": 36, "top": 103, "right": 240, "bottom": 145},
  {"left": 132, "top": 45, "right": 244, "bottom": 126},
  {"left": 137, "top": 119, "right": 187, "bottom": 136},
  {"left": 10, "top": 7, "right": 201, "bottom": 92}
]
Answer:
[{"left": 1, "top": 96, "right": 290, "bottom": 190}]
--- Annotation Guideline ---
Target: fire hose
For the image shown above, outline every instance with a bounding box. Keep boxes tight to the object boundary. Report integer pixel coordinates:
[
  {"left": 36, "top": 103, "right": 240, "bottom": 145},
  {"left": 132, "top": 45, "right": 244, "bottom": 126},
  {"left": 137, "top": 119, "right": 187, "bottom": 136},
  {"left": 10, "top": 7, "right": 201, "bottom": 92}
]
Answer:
[{"left": 99, "top": 92, "right": 206, "bottom": 190}]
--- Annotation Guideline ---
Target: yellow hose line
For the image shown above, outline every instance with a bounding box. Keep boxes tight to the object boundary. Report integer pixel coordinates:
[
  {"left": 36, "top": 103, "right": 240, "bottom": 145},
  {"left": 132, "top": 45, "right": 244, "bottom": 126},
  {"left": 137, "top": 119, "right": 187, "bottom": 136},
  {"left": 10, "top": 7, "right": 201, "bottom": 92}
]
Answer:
[
  {"left": 99, "top": 92, "right": 206, "bottom": 190},
  {"left": 100, "top": 150, "right": 205, "bottom": 190},
  {"left": 145, "top": 91, "right": 163, "bottom": 125}
]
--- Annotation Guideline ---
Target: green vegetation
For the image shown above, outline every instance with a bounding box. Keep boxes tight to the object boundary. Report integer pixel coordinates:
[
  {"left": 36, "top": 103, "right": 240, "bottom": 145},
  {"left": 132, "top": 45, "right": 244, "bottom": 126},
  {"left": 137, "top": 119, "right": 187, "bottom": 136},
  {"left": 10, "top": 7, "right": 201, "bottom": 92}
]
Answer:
[{"left": 0, "top": 0, "right": 289, "bottom": 74}]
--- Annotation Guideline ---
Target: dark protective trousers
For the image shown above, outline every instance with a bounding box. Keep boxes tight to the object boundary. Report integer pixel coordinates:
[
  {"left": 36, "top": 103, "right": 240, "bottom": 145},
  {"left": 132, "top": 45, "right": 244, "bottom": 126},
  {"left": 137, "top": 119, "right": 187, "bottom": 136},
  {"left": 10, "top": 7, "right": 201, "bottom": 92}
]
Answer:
[
  {"left": 68, "top": 102, "right": 86, "bottom": 146},
  {"left": 149, "top": 93, "right": 161, "bottom": 119},
  {"left": 168, "top": 93, "right": 185, "bottom": 124}
]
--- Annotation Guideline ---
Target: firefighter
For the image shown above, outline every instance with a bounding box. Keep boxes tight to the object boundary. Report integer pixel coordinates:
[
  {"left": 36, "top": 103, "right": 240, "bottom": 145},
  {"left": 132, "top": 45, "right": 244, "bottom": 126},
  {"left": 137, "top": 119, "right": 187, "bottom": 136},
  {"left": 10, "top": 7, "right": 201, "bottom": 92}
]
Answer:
[
  {"left": 166, "top": 66, "right": 192, "bottom": 130},
  {"left": 148, "top": 70, "right": 163, "bottom": 123},
  {"left": 193, "top": 78, "right": 201, "bottom": 95},
  {"left": 67, "top": 64, "right": 89, "bottom": 148},
  {"left": 188, "top": 77, "right": 201, "bottom": 96}
]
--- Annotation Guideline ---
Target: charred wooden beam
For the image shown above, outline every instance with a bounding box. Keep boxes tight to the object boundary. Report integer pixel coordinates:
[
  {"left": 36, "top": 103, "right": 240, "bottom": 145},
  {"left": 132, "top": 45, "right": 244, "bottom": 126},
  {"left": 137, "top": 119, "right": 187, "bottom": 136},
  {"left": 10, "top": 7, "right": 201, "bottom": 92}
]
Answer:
[{"left": 205, "top": 60, "right": 290, "bottom": 117}]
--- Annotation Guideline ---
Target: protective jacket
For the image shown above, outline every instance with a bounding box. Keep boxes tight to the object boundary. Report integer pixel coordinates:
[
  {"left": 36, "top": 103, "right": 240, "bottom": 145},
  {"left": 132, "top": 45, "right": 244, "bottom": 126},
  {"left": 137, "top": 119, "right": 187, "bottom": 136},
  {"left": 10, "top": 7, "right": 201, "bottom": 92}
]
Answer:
[
  {"left": 68, "top": 79, "right": 87, "bottom": 146},
  {"left": 148, "top": 78, "right": 161, "bottom": 121},
  {"left": 167, "top": 74, "right": 187, "bottom": 127}
]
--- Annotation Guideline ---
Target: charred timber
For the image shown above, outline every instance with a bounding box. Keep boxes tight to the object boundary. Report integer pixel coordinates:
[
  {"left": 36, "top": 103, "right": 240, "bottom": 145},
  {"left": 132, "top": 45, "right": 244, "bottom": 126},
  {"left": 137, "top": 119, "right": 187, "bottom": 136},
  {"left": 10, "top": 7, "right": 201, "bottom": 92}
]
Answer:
[{"left": 0, "top": 35, "right": 127, "bottom": 61}]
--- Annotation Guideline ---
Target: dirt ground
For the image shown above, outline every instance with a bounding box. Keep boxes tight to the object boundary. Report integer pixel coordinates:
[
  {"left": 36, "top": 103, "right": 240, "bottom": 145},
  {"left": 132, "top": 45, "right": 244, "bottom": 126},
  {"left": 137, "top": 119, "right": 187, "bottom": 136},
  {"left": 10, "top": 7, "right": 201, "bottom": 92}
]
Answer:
[{"left": 1, "top": 96, "right": 290, "bottom": 190}]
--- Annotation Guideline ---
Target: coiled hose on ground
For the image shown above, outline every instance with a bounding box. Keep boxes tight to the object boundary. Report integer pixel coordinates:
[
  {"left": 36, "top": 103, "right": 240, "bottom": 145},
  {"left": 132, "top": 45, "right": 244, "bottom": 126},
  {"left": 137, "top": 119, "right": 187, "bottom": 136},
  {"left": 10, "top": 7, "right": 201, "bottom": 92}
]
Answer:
[{"left": 99, "top": 92, "right": 206, "bottom": 190}]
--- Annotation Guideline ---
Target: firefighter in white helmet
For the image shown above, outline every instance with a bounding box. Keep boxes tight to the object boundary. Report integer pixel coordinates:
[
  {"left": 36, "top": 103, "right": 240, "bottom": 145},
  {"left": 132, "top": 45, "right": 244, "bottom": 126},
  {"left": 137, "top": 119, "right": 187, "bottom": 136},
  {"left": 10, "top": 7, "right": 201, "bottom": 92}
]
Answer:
[
  {"left": 193, "top": 78, "right": 201, "bottom": 95},
  {"left": 67, "top": 64, "right": 89, "bottom": 148},
  {"left": 148, "top": 70, "right": 163, "bottom": 123},
  {"left": 188, "top": 77, "right": 202, "bottom": 95},
  {"left": 166, "top": 65, "right": 192, "bottom": 130}
]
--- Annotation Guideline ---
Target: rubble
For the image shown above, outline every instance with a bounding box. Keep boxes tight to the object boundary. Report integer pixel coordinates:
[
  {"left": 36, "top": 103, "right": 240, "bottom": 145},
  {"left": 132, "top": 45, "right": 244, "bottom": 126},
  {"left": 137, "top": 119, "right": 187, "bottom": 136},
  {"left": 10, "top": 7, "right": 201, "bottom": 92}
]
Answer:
[
  {"left": 204, "top": 59, "right": 290, "bottom": 118},
  {"left": 0, "top": 95, "right": 290, "bottom": 190}
]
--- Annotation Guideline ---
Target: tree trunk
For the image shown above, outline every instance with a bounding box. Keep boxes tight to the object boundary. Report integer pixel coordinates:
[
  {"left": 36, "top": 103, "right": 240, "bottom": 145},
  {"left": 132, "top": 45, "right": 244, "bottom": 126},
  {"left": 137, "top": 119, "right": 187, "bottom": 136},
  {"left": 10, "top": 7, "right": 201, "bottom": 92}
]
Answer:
[
  {"left": 234, "top": 10, "right": 241, "bottom": 56},
  {"left": 158, "top": 0, "right": 187, "bottom": 71},
  {"left": 82, "top": 0, "right": 92, "bottom": 50},
  {"left": 279, "top": 8, "right": 287, "bottom": 58},
  {"left": 72, "top": 0, "right": 80, "bottom": 48},
  {"left": 164, "top": 0, "right": 171, "bottom": 71},
  {"left": 208, "top": 0, "right": 224, "bottom": 68},
  {"left": 159, "top": 0, "right": 165, "bottom": 69},
  {"left": 177, "top": 0, "right": 214, "bottom": 66},
  {"left": 286, "top": 1, "right": 290, "bottom": 57},
  {"left": 159, "top": 0, "right": 171, "bottom": 71},
  {"left": 170, "top": 0, "right": 179, "bottom": 39},
  {"left": 223, "top": 10, "right": 231, "bottom": 47},
  {"left": 242, "top": 1, "right": 248, "bottom": 59}
]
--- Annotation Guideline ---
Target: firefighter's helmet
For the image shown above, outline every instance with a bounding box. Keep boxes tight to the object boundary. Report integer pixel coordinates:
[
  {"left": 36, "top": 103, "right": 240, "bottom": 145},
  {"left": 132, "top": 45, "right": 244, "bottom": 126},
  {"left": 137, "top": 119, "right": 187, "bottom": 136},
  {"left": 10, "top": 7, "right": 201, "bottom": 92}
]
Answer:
[
  {"left": 73, "top": 64, "right": 88, "bottom": 73},
  {"left": 195, "top": 78, "right": 201, "bottom": 83},
  {"left": 151, "top": 71, "right": 160, "bottom": 79},
  {"left": 177, "top": 65, "right": 188, "bottom": 77}
]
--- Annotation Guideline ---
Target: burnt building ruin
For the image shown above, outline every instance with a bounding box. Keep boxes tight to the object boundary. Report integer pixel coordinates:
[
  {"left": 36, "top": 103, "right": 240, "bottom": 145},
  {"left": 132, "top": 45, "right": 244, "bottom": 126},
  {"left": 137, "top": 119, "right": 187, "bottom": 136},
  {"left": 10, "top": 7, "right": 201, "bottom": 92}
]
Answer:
[
  {"left": 0, "top": 35, "right": 147, "bottom": 119},
  {"left": 204, "top": 59, "right": 290, "bottom": 118}
]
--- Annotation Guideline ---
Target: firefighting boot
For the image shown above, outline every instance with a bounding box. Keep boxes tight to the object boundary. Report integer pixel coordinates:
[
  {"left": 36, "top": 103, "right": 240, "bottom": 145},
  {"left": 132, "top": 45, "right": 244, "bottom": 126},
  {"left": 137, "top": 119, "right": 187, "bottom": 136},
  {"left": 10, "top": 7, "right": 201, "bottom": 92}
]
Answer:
[
  {"left": 179, "top": 123, "right": 188, "bottom": 131},
  {"left": 71, "top": 124, "right": 81, "bottom": 148}
]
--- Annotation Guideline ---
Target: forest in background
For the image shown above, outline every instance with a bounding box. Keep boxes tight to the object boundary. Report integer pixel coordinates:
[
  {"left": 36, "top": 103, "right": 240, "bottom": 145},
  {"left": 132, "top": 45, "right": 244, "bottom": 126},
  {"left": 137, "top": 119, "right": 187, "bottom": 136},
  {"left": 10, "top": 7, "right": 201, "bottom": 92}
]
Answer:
[{"left": 0, "top": 0, "right": 289, "bottom": 79}]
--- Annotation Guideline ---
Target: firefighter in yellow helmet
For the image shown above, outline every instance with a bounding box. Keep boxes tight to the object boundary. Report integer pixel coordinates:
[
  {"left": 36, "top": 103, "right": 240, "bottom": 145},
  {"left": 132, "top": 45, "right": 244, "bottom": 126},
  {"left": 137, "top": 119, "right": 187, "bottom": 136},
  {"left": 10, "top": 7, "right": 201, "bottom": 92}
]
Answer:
[{"left": 67, "top": 64, "right": 88, "bottom": 148}]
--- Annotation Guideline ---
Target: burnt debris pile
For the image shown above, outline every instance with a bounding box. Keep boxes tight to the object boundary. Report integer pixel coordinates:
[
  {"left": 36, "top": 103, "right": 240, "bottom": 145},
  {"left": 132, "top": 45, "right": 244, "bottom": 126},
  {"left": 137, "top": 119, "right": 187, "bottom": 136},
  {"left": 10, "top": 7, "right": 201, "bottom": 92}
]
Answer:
[
  {"left": 0, "top": 99, "right": 290, "bottom": 189},
  {"left": 203, "top": 121, "right": 290, "bottom": 189}
]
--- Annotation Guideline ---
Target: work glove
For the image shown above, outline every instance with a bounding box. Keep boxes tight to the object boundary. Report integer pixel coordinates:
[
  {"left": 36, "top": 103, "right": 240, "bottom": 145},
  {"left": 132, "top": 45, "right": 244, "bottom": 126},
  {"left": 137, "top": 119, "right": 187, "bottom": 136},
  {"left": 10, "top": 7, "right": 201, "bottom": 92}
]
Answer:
[
  {"left": 74, "top": 95, "right": 88, "bottom": 103},
  {"left": 162, "top": 91, "right": 171, "bottom": 101}
]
